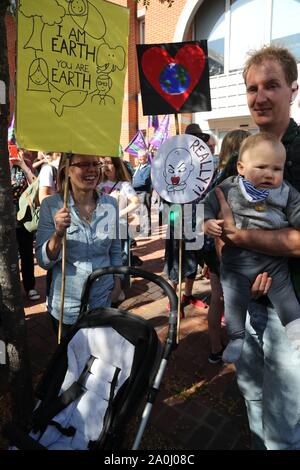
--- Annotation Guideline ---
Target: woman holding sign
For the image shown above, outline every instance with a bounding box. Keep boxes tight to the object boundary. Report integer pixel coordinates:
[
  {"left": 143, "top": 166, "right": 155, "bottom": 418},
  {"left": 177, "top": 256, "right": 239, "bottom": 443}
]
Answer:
[{"left": 35, "top": 153, "right": 122, "bottom": 337}]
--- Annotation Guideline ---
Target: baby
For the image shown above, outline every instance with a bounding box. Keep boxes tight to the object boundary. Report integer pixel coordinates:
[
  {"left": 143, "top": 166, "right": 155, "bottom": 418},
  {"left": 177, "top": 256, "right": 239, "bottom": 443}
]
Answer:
[{"left": 204, "top": 132, "right": 300, "bottom": 363}]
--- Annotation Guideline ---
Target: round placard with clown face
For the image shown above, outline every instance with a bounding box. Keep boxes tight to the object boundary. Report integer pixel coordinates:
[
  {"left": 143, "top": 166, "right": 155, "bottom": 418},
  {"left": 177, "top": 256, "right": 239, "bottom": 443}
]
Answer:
[{"left": 151, "top": 134, "right": 214, "bottom": 203}]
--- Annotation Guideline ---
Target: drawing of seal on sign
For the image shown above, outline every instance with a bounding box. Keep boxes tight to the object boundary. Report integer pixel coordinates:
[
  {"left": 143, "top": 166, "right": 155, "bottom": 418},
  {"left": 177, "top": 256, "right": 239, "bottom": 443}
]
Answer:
[{"left": 151, "top": 134, "right": 214, "bottom": 204}]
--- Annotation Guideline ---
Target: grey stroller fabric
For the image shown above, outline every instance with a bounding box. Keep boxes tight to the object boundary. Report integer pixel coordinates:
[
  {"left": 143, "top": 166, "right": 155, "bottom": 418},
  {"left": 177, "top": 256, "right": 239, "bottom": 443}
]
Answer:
[
  {"left": 4, "top": 266, "right": 178, "bottom": 451},
  {"left": 30, "top": 327, "right": 134, "bottom": 450}
]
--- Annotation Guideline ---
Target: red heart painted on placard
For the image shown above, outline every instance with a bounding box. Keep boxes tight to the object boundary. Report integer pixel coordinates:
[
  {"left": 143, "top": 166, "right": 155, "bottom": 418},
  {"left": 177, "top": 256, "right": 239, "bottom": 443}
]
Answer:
[{"left": 141, "top": 44, "right": 206, "bottom": 111}]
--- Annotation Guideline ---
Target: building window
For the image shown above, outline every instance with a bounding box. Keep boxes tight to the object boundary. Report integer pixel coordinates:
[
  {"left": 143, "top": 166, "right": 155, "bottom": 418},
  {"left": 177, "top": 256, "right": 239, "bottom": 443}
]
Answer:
[
  {"left": 195, "top": 0, "right": 300, "bottom": 78},
  {"left": 195, "top": 0, "right": 225, "bottom": 76},
  {"left": 271, "top": 0, "right": 300, "bottom": 62},
  {"left": 139, "top": 18, "right": 145, "bottom": 44},
  {"left": 229, "top": 0, "right": 266, "bottom": 72}
]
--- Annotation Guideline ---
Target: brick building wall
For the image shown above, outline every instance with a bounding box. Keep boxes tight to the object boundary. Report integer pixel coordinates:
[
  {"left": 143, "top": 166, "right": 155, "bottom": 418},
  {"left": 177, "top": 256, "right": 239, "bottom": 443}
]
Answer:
[
  {"left": 106, "top": 0, "right": 140, "bottom": 161},
  {"left": 143, "top": 0, "right": 187, "bottom": 43},
  {"left": 135, "top": 0, "right": 192, "bottom": 146}
]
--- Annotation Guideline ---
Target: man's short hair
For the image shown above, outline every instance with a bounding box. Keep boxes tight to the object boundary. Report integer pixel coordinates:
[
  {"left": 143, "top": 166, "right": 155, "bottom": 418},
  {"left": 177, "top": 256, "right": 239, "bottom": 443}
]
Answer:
[{"left": 243, "top": 45, "right": 298, "bottom": 86}]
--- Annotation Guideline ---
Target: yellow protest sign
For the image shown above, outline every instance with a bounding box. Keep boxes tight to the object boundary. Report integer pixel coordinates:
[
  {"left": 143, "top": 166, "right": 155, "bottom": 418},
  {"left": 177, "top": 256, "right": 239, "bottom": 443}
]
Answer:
[{"left": 16, "top": 0, "right": 129, "bottom": 156}]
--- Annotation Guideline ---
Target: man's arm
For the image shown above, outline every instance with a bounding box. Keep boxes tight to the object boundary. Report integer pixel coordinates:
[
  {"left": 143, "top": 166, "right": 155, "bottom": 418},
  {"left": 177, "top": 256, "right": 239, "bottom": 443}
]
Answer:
[{"left": 215, "top": 187, "right": 300, "bottom": 257}]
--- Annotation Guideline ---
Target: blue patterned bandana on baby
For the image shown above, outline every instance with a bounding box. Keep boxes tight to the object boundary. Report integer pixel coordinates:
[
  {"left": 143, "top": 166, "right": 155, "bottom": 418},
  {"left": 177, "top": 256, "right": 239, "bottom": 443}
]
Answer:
[{"left": 238, "top": 176, "right": 270, "bottom": 202}]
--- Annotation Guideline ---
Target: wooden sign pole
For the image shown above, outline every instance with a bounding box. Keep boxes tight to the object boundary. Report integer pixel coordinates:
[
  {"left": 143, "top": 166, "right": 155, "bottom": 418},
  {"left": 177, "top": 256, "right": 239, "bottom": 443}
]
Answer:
[
  {"left": 58, "top": 154, "right": 71, "bottom": 344},
  {"left": 174, "top": 113, "right": 183, "bottom": 342}
]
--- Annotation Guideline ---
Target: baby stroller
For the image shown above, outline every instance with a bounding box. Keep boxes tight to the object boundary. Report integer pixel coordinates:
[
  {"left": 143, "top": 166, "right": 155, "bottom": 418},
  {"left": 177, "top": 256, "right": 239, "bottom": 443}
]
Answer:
[{"left": 3, "top": 266, "right": 178, "bottom": 450}]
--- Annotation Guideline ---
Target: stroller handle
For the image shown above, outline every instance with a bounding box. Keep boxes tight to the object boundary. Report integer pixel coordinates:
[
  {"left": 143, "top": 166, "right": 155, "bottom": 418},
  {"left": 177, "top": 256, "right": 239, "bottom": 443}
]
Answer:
[{"left": 80, "top": 266, "right": 178, "bottom": 353}]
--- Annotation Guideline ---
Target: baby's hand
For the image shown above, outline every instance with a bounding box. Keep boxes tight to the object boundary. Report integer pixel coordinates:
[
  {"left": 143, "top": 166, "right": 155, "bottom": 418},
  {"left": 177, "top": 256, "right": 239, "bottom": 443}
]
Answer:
[{"left": 204, "top": 219, "right": 224, "bottom": 237}]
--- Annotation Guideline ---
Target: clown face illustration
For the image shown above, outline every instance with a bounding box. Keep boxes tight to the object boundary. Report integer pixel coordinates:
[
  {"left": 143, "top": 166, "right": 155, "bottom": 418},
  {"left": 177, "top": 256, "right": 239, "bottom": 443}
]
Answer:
[
  {"left": 152, "top": 134, "right": 215, "bottom": 204},
  {"left": 163, "top": 148, "right": 194, "bottom": 192}
]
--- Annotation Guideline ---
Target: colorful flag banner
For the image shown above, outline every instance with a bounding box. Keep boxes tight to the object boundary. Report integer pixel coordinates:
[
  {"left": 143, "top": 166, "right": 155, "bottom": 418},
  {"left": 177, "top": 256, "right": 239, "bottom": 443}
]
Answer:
[
  {"left": 16, "top": 0, "right": 129, "bottom": 156},
  {"left": 149, "top": 114, "right": 169, "bottom": 149},
  {"left": 124, "top": 130, "right": 147, "bottom": 156},
  {"left": 148, "top": 115, "right": 159, "bottom": 130},
  {"left": 161, "top": 121, "right": 170, "bottom": 145}
]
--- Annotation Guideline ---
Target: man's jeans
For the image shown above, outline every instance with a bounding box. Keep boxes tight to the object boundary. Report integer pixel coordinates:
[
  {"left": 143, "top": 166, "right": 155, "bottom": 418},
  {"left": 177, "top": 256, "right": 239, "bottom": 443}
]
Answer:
[{"left": 236, "top": 300, "right": 300, "bottom": 450}]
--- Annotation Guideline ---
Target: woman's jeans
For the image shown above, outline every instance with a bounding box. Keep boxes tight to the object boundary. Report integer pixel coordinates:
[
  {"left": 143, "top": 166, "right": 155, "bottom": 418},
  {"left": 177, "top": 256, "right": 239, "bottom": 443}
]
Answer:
[{"left": 49, "top": 313, "right": 72, "bottom": 339}]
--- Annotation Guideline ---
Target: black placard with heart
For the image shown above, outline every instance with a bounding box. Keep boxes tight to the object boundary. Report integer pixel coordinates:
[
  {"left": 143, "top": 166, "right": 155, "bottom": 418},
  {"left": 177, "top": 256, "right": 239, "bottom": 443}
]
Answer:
[{"left": 137, "top": 40, "right": 211, "bottom": 116}]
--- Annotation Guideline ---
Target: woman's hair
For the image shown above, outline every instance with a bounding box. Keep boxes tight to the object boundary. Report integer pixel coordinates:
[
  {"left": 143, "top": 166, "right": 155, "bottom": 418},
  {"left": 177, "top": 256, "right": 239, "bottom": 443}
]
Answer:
[
  {"left": 243, "top": 45, "right": 298, "bottom": 86},
  {"left": 101, "top": 157, "right": 131, "bottom": 183},
  {"left": 57, "top": 153, "right": 71, "bottom": 193},
  {"left": 218, "top": 129, "right": 251, "bottom": 170}
]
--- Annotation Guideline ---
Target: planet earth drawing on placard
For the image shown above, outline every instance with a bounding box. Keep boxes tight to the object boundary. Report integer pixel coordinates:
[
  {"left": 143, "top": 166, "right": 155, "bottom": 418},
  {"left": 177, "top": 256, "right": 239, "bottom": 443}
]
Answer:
[{"left": 159, "top": 63, "right": 190, "bottom": 94}]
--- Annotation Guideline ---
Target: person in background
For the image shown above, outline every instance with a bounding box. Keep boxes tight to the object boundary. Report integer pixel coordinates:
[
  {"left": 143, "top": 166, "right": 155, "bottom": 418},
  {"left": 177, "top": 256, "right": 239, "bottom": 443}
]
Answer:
[
  {"left": 37, "top": 151, "right": 62, "bottom": 299},
  {"left": 10, "top": 147, "right": 40, "bottom": 301},
  {"left": 218, "top": 129, "right": 251, "bottom": 181},
  {"left": 36, "top": 154, "right": 122, "bottom": 337},
  {"left": 178, "top": 125, "right": 224, "bottom": 357},
  {"left": 207, "top": 133, "right": 217, "bottom": 155},
  {"left": 98, "top": 156, "right": 141, "bottom": 272},
  {"left": 132, "top": 149, "right": 152, "bottom": 237},
  {"left": 215, "top": 45, "right": 300, "bottom": 450},
  {"left": 38, "top": 152, "right": 61, "bottom": 203},
  {"left": 32, "top": 151, "right": 48, "bottom": 174},
  {"left": 164, "top": 123, "right": 211, "bottom": 312}
]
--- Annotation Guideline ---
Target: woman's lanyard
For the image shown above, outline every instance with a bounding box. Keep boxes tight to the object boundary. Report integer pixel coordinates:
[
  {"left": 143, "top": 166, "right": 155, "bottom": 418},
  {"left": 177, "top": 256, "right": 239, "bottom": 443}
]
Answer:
[{"left": 106, "top": 181, "right": 119, "bottom": 194}]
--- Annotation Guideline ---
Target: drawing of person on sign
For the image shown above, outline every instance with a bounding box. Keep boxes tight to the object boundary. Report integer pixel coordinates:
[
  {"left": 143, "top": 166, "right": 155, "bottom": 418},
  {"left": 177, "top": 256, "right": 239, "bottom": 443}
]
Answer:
[
  {"left": 68, "top": 0, "right": 106, "bottom": 40},
  {"left": 163, "top": 148, "right": 194, "bottom": 193},
  {"left": 27, "top": 58, "right": 51, "bottom": 92},
  {"left": 91, "top": 73, "right": 115, "bottom": 105},
  {"left": 152, "top": 134, "right": 215, "bottom": 205}
]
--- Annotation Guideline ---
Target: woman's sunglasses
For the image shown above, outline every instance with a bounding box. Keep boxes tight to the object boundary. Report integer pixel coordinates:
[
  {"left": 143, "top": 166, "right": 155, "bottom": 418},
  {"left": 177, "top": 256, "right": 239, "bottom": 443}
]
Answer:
[{"left": 70, "top": 162, "right": 103, "bottom": 169}]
